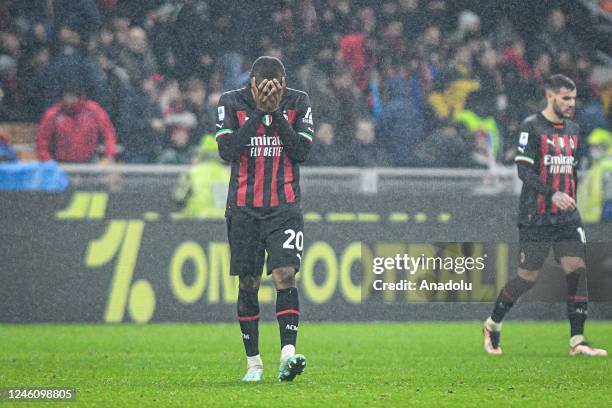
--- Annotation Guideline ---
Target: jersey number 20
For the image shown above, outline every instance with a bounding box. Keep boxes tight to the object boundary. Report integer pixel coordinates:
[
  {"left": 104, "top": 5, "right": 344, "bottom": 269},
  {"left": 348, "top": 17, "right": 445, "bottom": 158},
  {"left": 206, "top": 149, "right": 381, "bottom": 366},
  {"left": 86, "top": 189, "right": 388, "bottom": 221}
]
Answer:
[{"left": 283, "top": 229, "right": 304, "bottom": 251}]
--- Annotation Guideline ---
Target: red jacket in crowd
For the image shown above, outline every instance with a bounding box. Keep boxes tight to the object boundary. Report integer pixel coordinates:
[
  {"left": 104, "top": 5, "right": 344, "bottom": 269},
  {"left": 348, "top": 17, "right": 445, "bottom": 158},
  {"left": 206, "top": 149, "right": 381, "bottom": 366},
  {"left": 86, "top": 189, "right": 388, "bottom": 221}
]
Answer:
[{"left": 36, "top": 99, "right": 116, "bottom": 162}]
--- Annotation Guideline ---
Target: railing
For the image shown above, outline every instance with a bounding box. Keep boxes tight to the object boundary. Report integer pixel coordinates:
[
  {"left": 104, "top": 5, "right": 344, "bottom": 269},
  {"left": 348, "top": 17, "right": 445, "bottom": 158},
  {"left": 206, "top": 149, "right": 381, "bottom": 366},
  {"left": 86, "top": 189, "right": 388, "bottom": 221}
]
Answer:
[{"left": 61, "top": 164, "right": 522, "bottom": 195}]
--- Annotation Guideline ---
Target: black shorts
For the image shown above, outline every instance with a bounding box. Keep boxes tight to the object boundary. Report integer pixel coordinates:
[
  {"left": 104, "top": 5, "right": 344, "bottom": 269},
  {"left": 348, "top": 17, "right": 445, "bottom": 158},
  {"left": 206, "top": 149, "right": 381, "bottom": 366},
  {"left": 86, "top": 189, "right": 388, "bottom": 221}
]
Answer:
[
  {"left": 518, "top": 222, "right": 586, "bottom": 271},
  {"left": 226, "top": 209, "right": 304, "bottom": 277}
]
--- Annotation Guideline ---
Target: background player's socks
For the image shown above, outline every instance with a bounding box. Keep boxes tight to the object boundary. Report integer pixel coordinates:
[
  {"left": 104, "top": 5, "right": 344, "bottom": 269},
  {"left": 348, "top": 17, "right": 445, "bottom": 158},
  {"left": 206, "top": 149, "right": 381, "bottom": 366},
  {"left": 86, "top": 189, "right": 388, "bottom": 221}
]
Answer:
[
  {"left": 238, "top": 289, "right": 260, "bottom": 357},
  {"left": 276, "top": 287, "right": 300, "bottom": 351},
  {"left": 483, "top": 317, "right": 502, "bottom": 354},
  {"left": 490, "top": 276, "right": 536, "bottom": 323},
  {"left": 569, "top": 335, "right": 608, "bottom": 356},
  {"left": 566, "top": 267, "right": 588, "bottom": 337},
  {"left": 570, "top": 335, "right": 585, "bottom": 348},
  {"left": 485, "top": 316, "right": 502, "bottom": 332}
]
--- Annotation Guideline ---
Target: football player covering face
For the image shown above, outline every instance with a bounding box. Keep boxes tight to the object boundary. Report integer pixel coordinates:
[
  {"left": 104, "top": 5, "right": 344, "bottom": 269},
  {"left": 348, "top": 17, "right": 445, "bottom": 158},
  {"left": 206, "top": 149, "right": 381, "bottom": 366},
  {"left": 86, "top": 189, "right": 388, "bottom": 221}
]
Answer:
[{"left": 215, "top": 56, "right": 314, "bottom": 382}]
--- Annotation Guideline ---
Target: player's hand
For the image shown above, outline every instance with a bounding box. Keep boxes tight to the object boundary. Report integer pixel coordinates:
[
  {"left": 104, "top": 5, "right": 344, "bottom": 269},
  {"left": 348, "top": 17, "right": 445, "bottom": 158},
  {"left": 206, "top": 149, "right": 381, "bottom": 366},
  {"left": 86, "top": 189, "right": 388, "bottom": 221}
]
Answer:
[
  {"left": 552, "top": 191, "right": 576, "bottom": 211},
  {"left": 261, "top": 77, "right": 285, "bottom": 112},
  {"left": 260, "top": 81, "right": 278, "bottom": 112},
  {"left": 251, "top": 77, "right": 272, "bottom": 112}
]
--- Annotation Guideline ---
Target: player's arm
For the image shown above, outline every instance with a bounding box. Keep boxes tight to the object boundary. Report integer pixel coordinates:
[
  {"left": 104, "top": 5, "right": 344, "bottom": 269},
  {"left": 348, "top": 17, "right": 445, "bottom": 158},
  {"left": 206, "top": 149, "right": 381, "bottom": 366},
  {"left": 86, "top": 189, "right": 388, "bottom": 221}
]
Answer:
[
  {"left": 270, "top": 82, "right": 313, "bottom": 163},
  {"left": 215, "top": 93, "right": 265, "bottom": 162},
  {"left": 514, "top": 122, "right": 552, "bottom": 193},
  {"left": 216, "top": 79, "right": 275, "bottom": 161},
  {"left": 514, "top": 122, "right": 575, "bottom": 210},
  {"left": 516, "top": 162, "right": 556, "bottom": 196}
]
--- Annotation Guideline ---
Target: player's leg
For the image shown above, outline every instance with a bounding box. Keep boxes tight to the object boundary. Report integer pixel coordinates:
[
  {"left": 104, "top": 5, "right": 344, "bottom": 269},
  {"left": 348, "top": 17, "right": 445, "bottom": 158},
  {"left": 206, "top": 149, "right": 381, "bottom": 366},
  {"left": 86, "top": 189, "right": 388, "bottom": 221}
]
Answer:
[
  {"left": 238, "top": 275, "right": 264, "bottom": 380},
  {"left": 271, "top": 267, "right": 300, "bottom": 357},
  {"left": 227, "top": 214, "right": 267, "bottom": 380},
  {"left": 271, "top": 266, "right": 306, "bottom": 381},
  {"left": 265, "top": 210, "right": 306, "bottom": 381},
  {"left": 483, "top": 230, "right": 547, "bottom": 354},
  {"left": 555, "top": 225, "right": 607, "bottom": 356},
  {"left": 483, "top": 267, "right": 539, "bottom": 354}
]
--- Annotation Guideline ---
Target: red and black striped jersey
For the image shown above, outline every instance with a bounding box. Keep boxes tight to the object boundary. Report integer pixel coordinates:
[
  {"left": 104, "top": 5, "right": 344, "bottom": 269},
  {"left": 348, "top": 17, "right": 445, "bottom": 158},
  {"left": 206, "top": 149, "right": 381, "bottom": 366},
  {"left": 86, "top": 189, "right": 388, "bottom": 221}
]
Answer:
[
  {"left": 215, "top": 86, "right": 314, "bottom": 217},
  {"left": 514, "top": 112, "right": 581, "bottom": 226}
]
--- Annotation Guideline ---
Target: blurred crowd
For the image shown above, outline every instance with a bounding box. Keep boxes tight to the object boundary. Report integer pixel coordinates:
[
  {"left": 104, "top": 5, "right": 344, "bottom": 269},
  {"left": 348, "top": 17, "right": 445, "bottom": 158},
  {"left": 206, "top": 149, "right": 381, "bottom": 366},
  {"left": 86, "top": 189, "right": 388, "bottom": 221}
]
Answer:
[{"left": 0, "top": 0, "right": 610, "bottom": 167}]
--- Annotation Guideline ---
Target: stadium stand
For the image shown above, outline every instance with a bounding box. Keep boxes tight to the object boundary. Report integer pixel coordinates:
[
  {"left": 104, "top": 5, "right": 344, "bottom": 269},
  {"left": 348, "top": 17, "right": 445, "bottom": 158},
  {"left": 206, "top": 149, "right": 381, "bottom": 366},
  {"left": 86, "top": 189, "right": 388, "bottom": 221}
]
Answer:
[{"left": 0, "top": 0, "right": 609, "bottom": 166}]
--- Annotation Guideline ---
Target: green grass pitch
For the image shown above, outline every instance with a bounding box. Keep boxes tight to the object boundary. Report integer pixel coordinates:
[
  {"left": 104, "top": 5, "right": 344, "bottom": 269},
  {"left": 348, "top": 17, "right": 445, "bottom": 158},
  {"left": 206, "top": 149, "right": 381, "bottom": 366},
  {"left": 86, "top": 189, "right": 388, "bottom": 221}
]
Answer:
[{"left": 1, "top": 322, "right": 611, "bottom": 407}]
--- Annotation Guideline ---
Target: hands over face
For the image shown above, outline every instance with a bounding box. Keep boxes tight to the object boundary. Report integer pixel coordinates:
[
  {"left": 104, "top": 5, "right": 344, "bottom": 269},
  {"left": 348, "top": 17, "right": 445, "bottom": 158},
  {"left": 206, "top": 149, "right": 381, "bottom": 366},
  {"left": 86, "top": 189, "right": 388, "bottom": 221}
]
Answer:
[{"left": 251, "top": 77, "right": 286, "bottom": 113}]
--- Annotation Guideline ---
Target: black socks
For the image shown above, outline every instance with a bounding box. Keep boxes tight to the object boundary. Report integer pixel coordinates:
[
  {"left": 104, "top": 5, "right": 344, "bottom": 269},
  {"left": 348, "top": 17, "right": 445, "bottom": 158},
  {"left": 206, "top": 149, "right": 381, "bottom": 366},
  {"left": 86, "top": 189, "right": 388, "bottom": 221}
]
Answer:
[
  {"left": 566, "top": 267, "right": 588, "bottom": 337},
  {"left": 276, "top": 287, "right": 300, "bottom": 349},
  {"left": 491, "top": 276, "right": 536, "bottom": 323},
  {"left": 237, "top": 289, "right": 260, "bottom": 357}
]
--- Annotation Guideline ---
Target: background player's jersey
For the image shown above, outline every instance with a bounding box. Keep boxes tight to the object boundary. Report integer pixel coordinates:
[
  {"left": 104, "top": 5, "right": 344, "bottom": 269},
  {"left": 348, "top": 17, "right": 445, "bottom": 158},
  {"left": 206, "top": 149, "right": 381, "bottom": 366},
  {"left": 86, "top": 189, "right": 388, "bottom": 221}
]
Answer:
[
  {"left": 215, "top": 87, "right": 313, "bottom": 217},
  {"left": 514, "top": 112, "right": 581, "bottom": 226}
]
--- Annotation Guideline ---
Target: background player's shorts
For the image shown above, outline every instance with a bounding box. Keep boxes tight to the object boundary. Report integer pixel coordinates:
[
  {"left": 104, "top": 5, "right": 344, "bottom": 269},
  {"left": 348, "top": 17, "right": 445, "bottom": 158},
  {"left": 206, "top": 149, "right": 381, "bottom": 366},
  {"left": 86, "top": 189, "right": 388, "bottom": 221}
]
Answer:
[
  {"left": 518, "top": 221, "right": 586, "bottom": 271},
  {"left": 226, "top": 209, "right": 304, "bottom": 277}
]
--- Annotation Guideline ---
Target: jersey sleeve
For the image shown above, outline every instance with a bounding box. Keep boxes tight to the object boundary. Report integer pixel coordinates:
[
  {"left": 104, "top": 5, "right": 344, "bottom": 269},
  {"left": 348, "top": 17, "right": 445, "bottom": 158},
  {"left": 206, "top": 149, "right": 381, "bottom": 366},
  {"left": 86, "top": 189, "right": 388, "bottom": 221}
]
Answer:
[
  {"left": 271, "top": 91, "right": 313, "bottom": 163},
  {"left": 215, "top": 92, "right": 262, "bottom": 162},
  {"left": 514, "top": 120, "right": 538, "bottom": 166},
  {"left": 293, "top": 92, "right": 314, "bottom": 143},
  {"left": 215, "top": 93, "right": 238, "bottom": 142}
]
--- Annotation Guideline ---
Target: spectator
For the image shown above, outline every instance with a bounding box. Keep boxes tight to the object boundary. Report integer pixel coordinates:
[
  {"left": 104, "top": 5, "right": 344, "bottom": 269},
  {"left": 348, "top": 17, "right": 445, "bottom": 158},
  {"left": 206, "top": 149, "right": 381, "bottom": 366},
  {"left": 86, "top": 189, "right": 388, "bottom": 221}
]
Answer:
[
  {"left": 578, "top": 128, "right": 612, "bottom": 223},
  {"left": 117, "top": 75, "right": 165, "bottom": 163},
  {"left": 96, "top": 50, "right": 130, "bottom": 125},
  {"left": 43, "top": 25, "right": 110, "bottom": 110},
  {"left": 416, "top": 121, "right": 471, "bottom": 168},
  {"left": 535, "top": 8, "right": 581, "bottom": 59},
  {"left": 332, "top": 67, "right": 370, "bottom": 144},
  {"left": 174, "top": 1, "right": 218, "bottom": 82},
  {"left": 501, "top": 38, "right": 531, "bottom": 81},
  {"left": 428, "top": 43, "right": 480, "bottom": 120},
  {"left": 456, "top": 91, "right": 503, "bottom": 166},
  {"left": 299, "top": 47, "right": 341, "bottom": 131},
  {"left": 0, "top": 31, "right": 21, "bottom": 61},
  {"left": 36, "top": 83, "right": 116, "bottom": 163},
  {"left": 173, "top": 135, "right": 230, "bottom": 219},
  {"left": 573, "top": 53, "right": 609, "bottom": 140},
  {"left": 20, "top": 46, "right": 50, "bottom": 120},
  {"left": 307, "top": 123, "right": 344, "bottom": 166},
  {"left": 399, "top": 0, "right": 424, "bottom": 39},
  {"left": 157, "top": 125, "right": 195, "bottom": 165},
  {"left": 339, "top": 30, "right": 378, "bottom": 94},
  {"left": 451, "top": 10, "right": 482, "bottom": 44},
  {"left": 118, "top": 26, "right": 158, "bottom": 86},
  {"left": 0, "top": 54, "right": 24, "bottom": 120},
  {"left": 50, "top": 0, "right": 102, "bottom": 44},
  {"left": 346, "top": 118, "right": 389, "bottom": 166},
  {"left": 473, "top": 48, "right": 504, "bottom": 116},
  {"left": 376, "top": 77, "right": 424, "bottom": 166},
  {"left": 183, "top": 78, "right": 215, "bottom": 141},
  {"left": 0, "top": 1, "right": 608, "bottom": 167}
]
